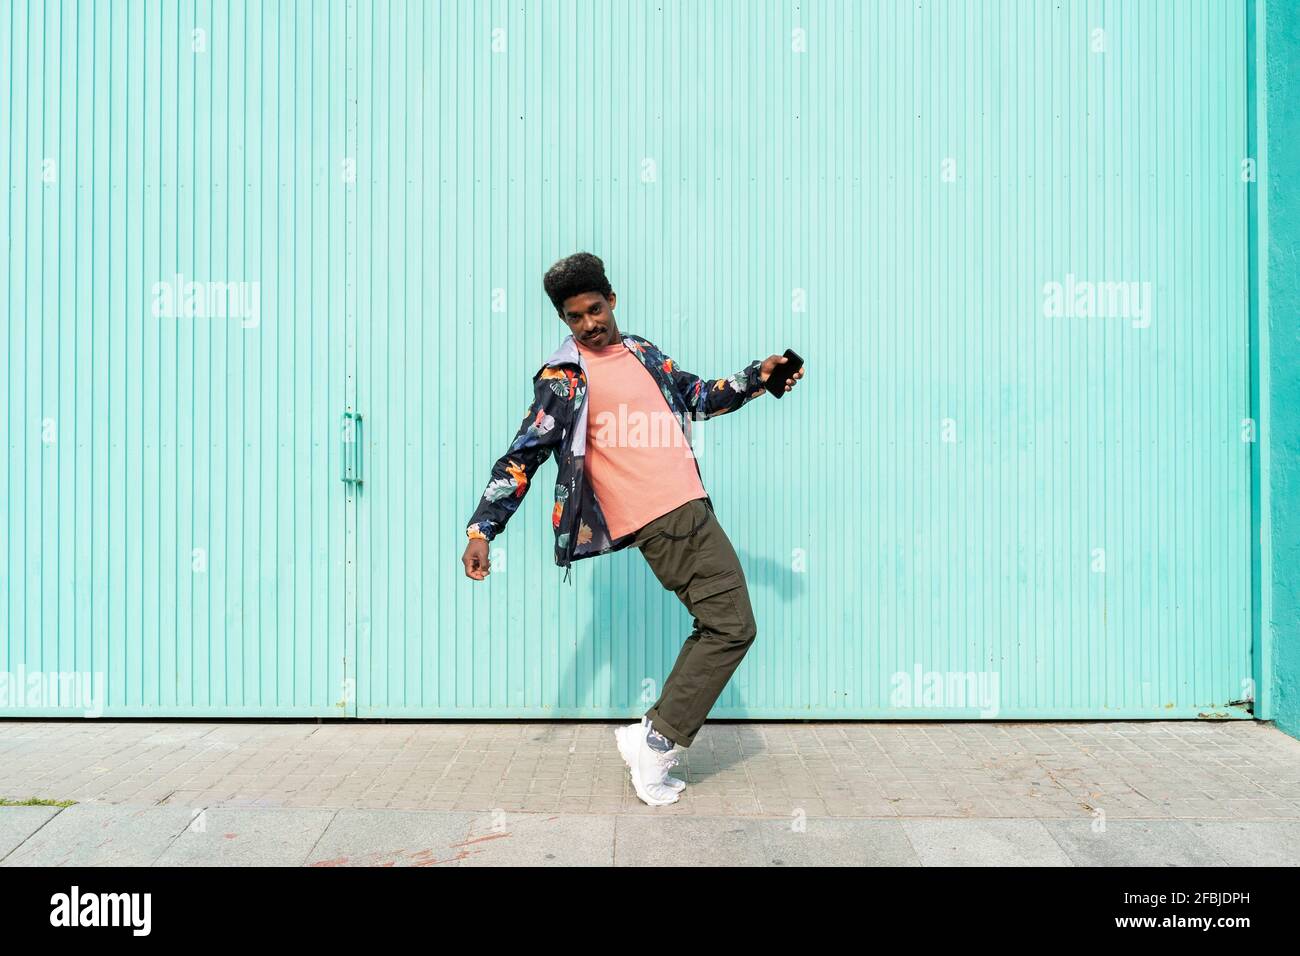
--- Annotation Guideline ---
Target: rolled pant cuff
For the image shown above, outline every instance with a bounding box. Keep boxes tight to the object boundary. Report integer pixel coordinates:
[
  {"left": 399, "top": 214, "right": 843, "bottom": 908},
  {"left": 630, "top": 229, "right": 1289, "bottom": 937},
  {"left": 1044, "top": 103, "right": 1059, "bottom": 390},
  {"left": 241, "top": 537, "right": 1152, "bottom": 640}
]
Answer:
[{"left": 644, "top": 708, "right": 697, "bottom": 749}]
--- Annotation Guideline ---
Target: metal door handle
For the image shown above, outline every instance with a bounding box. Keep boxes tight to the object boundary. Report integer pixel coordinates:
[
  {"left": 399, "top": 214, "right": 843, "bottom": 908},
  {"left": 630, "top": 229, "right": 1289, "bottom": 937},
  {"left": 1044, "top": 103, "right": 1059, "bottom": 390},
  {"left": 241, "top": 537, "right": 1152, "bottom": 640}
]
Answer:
[{"left": 341, "top": 412, "right": 363, "bottom": 486}]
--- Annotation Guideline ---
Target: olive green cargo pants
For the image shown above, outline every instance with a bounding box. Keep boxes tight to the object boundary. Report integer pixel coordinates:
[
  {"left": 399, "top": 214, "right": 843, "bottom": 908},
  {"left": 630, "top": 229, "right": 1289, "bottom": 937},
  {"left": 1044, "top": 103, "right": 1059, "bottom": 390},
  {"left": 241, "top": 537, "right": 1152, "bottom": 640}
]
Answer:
[{"left": 631, "top": 497, "right": 758, "bottom": 748}]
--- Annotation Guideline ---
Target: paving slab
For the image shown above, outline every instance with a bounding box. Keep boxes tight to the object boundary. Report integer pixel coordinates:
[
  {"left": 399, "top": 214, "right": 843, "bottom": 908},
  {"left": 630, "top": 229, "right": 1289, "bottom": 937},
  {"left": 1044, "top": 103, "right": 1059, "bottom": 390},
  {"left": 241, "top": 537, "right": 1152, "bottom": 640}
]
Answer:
[
  {"left": 901, "top": 819, "right": 1075, "bottom": 866},
  {"left": 0, "top": 806, "right": 62, "bottom": 861},
  {"left": 1184, "top": 820, "right": 1300, "bottom": 866},
  {"left": 458, "top": 812, "right": 617, "bottom": 867},
  {"left": 1041, "top": 819, "right": 1230, "bottom": 866},
  {"left": 153, "top": 808, "right": 338, "bottom": 867},
  {"left": 1, "top": 804, "right": 196, "bottom": 867},
  {"left": 306, "top": 809, "right": 478, "bottom": 867},
  {"left": 756, "top": 817, "right": 921, "bottom": 866},
  {"left": 613, "top": 815, "right": 772, "bottom": 866}
]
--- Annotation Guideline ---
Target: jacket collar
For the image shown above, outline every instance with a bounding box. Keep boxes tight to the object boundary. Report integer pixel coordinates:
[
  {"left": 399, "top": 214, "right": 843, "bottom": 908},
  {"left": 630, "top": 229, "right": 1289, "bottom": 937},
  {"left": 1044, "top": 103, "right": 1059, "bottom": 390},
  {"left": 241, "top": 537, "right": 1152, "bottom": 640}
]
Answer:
[
  {"left": 542, "top": 332, "right": 644, "bottom": 369},
  {"left": 542, "top": 335, "right": 581, "bottom": 369}
]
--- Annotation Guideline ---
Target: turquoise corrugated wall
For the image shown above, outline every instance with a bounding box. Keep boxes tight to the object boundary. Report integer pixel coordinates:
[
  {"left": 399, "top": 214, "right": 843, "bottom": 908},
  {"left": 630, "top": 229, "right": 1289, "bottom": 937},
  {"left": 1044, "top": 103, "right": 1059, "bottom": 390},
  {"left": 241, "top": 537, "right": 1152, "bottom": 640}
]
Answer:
[{"left": 2, "top": 1, "right": 1255, "bottom": 719}]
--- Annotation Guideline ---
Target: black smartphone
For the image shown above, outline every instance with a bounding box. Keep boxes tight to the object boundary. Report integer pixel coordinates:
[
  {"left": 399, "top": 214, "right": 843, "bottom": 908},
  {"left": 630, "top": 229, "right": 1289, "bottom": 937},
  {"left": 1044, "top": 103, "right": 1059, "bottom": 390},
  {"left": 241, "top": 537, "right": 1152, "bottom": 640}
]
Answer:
[{"left": 763, "top": 349, "right": 804, "bottom": 399}]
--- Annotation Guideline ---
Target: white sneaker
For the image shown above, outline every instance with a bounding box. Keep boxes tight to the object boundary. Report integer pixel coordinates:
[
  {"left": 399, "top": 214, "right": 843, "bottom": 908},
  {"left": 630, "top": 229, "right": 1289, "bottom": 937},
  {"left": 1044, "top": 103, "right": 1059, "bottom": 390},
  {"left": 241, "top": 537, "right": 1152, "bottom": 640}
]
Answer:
[
  {"left": 640, "top": 718, "right": 685, "bottom": 792},
  {"left": 614, "top": 721, "right": 682, "bottom": 805}
]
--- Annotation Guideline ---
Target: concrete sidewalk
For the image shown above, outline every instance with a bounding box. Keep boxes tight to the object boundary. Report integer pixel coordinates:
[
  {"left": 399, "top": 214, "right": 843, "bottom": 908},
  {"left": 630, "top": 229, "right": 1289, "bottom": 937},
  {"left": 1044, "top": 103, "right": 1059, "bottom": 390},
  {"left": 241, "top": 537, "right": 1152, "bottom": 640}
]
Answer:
[{"left": 2, "top": 720, "right": 1298, "bottom": 865}]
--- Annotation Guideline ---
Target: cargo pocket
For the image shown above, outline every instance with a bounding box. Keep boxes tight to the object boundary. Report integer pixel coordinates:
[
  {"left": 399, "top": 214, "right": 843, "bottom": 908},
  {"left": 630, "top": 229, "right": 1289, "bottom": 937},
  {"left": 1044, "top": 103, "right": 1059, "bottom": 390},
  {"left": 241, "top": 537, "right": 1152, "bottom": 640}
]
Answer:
[
  {"left": 688, "top": 568, "right": 742, "bottom": 604},
  {"left": 686, "top": 568, "right": 754, "bottom": 640}
]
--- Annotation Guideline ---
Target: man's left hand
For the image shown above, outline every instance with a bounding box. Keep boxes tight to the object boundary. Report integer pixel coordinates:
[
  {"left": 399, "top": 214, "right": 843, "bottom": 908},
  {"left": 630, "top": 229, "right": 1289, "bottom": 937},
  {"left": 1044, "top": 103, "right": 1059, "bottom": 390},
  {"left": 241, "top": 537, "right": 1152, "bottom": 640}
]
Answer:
[{"left": 759, "top": 354, "right": 806, "bottom": 394}]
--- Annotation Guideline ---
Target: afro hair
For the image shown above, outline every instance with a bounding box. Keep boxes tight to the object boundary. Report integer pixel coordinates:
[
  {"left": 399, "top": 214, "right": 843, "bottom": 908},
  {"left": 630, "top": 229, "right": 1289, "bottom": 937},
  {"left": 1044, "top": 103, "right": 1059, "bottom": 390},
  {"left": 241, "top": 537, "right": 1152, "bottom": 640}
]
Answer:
[{"left": 543, "top": 251, "right": 614, "bottom": 316}]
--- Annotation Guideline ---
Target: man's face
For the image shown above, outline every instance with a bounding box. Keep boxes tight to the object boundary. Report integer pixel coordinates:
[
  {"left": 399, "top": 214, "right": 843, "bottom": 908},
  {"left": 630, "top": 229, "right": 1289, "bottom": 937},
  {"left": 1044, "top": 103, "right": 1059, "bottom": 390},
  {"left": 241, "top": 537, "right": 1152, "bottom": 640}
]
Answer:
[{"left": 562, "top": 291, "right": 618, "bottom": 348}]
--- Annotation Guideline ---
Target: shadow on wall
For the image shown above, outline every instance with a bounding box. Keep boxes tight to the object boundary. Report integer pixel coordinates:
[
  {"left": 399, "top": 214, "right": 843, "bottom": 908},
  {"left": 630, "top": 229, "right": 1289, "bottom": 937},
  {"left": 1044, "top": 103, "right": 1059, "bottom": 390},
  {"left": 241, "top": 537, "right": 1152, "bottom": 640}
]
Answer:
[{"left": 555, "top": 545, "right": 807, "bottom": 730}]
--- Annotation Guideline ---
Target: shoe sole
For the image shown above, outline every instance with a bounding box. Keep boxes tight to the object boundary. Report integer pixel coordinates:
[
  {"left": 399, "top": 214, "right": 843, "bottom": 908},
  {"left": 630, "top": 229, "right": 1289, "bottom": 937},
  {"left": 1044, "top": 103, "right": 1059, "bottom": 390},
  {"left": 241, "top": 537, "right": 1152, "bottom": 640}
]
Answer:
[{"left": 614, "top": 726, "right": 679, "bottom": 806}]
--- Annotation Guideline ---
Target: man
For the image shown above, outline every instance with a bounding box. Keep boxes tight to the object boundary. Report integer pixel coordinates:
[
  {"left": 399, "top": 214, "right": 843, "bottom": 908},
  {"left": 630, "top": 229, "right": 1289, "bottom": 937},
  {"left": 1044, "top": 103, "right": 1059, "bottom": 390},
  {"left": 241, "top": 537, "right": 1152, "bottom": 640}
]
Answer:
[{"left": 461, "top": 252, "right": 805, "bottom": 806}]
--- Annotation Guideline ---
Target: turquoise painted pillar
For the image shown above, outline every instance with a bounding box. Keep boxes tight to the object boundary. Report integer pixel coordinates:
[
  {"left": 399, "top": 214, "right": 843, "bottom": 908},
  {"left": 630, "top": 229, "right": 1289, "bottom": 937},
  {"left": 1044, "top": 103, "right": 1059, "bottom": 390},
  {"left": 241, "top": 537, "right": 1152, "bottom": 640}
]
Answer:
[{"left": 1260, "top": 0, "right": 1300, "bottom": 737}]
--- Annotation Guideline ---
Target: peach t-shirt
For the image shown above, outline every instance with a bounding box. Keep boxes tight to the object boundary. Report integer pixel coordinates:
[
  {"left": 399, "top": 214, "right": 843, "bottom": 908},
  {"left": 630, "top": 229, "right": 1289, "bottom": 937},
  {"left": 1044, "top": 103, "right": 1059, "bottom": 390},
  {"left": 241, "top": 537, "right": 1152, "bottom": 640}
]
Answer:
[{"left": 576, "top": 338, "right": 707, "bottom": 538}]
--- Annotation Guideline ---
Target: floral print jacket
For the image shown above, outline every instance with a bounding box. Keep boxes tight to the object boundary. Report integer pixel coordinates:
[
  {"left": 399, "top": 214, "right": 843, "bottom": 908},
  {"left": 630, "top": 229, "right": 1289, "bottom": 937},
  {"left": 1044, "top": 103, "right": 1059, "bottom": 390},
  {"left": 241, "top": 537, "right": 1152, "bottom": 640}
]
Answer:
[{"left": 465, "top": 332, "right": 767, "bottom": 582}]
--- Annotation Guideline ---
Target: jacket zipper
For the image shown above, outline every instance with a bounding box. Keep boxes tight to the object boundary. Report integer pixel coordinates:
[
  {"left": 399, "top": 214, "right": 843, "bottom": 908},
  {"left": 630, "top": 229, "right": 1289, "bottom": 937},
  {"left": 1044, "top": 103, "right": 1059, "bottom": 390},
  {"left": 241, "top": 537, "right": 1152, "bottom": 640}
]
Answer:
[
  {"left": 562, "top": 467, "right": 577, "bottom": 585},
  {"left": 561, "top": 435, "right": 579, "bottom": 584}
]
